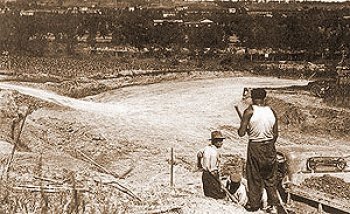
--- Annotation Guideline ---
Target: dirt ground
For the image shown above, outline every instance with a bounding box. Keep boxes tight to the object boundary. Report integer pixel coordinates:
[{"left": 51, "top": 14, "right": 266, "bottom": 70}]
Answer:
[{"left": 0, "top": 74, "right": 349, "bottom": 213}]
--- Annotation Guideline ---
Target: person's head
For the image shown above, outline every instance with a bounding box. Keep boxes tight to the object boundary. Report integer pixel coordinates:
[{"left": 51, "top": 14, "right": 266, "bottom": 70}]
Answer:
[
  {"left": 210, "top": 131, "right": 225, "bottom": 148},
  {"left": 251, "top": 88, "right": 267, "bottom": 104},
  {"left": 229, "top": 173, "right": 242, "bottom": 184},
  {"left": 227, "top": 173, "right": 242, "bottom": 193}
]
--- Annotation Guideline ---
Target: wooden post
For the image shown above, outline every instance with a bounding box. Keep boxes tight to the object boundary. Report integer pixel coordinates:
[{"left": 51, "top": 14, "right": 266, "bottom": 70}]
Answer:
[
  {"left": 4, "top": 108, "right": 30, "bottom": 179},
  {"left": 286, "top": 192, "right": 291, "bottom": 206},
  {"left": 318, "top": 203, "right": 323, "bottom": 214},
  {"left": 170, "top": 148, "right": 174, "bottom": 187}
]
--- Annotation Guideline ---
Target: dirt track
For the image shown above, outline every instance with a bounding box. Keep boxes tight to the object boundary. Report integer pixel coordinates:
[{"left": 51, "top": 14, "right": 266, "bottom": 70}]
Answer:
[{"left": 1, "top": 76, "right": 349, "bottom": 213}]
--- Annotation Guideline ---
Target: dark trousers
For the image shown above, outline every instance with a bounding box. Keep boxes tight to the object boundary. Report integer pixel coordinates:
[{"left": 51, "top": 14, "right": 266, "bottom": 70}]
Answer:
[
  {"left": 246, "top": 140, "right": 279, "bottom": 208},
  {"left": 202, "top": 171, "right": 226, "bottom": 199}
]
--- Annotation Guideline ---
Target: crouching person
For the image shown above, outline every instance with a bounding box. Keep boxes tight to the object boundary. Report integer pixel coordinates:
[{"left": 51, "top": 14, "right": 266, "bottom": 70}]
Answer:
[
  {"left": 226, "top": 173, "right": 268, "bottom": 209},
  {"left": 197, "top": 131, "right": 226, "bottom": 199},
  {"left": 226, "top": 173, "right": 248, "bottom": 206}
]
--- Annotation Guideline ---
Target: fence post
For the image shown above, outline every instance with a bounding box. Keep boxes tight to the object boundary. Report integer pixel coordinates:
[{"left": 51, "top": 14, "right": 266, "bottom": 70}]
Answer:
[{"left": 170, "top": 147, "right": 174, "bottom": 187}]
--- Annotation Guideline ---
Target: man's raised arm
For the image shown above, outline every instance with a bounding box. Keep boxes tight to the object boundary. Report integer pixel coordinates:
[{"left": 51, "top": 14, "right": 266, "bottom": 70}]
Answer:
[{"left": 238, "top": 106, "right": 253, "bottom": 137}]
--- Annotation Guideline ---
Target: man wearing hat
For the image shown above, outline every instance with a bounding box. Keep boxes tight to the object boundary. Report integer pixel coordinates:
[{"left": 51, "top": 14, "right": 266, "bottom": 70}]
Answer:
[
  {"left": 197, "top": 130, "right": 226, "bottom": 199},
  {"left": 238, "top": 88, "right": 280, "bottom": 213}
]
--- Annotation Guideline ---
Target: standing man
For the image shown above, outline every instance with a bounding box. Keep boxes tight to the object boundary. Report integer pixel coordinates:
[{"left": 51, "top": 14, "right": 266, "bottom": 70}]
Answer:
[
  {"left": 237, "top": 88, "right": 280, "bottom": 213},
  {"left": 197, "top": 130, "right": 226, "bottom": 199}
]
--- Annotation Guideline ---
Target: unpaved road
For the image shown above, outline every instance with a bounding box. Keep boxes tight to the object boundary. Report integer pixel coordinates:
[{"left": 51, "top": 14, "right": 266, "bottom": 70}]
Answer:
[
  {"left": 0, "top": 77, "right": 316, "bottom": 213},
  {"left": 0, "top": 77, "right": 309, "bottom": 162},
  {"left": 0, "top": 76, "right": 308, "bottom": 142}
]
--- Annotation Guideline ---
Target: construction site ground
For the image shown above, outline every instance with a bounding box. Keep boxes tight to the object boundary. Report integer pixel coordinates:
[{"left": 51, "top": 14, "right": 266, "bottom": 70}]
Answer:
[{"left": 0, "top": 71, "right": 350, "bottom": 214}]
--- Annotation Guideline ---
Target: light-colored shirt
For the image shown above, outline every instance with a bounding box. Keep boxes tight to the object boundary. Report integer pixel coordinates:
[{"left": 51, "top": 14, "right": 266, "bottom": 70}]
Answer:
[
  {"left": 227, "top": 178, "right": 248, "bottom": 206},
  {"left": 248, "top": 105, "right": 276, "bottom": 142},
  {"left": 200, "top": 145, "right": 219, "bottom": 172},
  {"left": 234, "top": 183, "right": 248, "bottom": 206},
  {"left": 227, "top": 178, "right": 267, "bottom": 207}
]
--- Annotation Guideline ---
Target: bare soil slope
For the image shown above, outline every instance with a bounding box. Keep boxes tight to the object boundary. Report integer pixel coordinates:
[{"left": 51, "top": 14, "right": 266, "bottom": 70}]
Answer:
[{"left": 0, "top": 76, "right": 349, "bottom": 213}]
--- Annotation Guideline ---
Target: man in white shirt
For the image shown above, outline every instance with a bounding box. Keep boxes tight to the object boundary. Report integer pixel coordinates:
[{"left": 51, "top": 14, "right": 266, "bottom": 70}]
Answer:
[
  {"left": 197, "top": 130, "right": 225, "bottom": 199},
  {"left": 238, "top": 88, "right": 280, "bottom": 213}
]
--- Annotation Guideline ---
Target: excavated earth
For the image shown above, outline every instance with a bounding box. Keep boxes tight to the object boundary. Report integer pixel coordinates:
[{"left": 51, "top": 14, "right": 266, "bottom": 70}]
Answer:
[
  {"left": 0, "top": 72, "right": 349, "bottom": 214},
  {"left": 302, "top": 175, "right": 350, "bottom": 201}
]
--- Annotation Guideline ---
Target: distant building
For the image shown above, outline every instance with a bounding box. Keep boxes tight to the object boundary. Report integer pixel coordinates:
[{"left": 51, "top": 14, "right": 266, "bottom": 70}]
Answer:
[
  {"left": 228, "top": 8, "right": 237, "bottom": 14},
  {"left": 185, "top": 19, "right": 214, "bottom": 27},
  {"left": 175, "top": 6, "right": 189, "bottom": 11},
  {"left": 153, "top": 19, "right": 183, "bottom": 26},
  {"left": 20, "top": 9, "right": 35, "bottom": 16},
  {"left": 163, "top": 12, "right": 176, "bottom": 18}
]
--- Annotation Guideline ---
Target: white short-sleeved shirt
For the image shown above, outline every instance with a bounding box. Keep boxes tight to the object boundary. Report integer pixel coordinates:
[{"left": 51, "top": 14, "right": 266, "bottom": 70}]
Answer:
[
  {"left": 200, "top": 145, "right": 219, "bottom": 172},
  {"left": 227, "top": 178, "right": 248, "bottom": 206},
  {"left": 248, "top": 105, "right": 276, "bottom": 142}
]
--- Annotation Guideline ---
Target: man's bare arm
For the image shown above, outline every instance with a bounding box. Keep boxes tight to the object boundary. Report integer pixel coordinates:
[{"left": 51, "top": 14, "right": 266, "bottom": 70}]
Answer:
[
  {"left": 238, "top": 106, "right": 253, "bottom": 137},
  {"left": 272, "top": 108, "right": 279, "bottom": 142},
  {"left": 197, "top": 151, "right": 203, "bottom": 169}
]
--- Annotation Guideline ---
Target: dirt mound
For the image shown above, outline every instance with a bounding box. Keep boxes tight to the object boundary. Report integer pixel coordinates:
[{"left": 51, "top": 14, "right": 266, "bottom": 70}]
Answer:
[
  {"left": 221, "top": 154, "right": 245, "bottom": 177},
  {"left": 44, "top": 70, "right": 244, "bottom": 98},
  {"left": 301, "top": 174, "right": 350, "bottom": 201},
  {"left": 268, "top": 90, "right": 350, "bottom": 140},
  {"left": 45, "top": 80, "right": 111, "bottom": 98},
  {"left": 6, "top": 69, "right": 247, "bottom": 99},
  {"left": 304, "top": 107, "right": 350, "bottom": 136},
  {"left": 267, "top": 96, "right": 306, "bottom": 128}
]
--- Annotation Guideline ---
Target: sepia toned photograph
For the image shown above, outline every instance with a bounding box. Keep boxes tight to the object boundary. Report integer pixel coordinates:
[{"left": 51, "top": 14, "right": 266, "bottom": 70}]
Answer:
[{"left": 0, "top": 0, "right": 350, "bottom": 213}]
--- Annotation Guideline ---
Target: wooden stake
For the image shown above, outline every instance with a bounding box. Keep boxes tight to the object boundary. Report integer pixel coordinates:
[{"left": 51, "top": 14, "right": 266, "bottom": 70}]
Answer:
[
  {"left": 276, "top": 190, "right": 289, "bottom": 214},
  {"left": 318, "top": 203, "right": 323, "bottom": 214},
  {"left": 209, "top": 172, "right": 239, "bottom": 205},
  {"left": 4, "top": 108, "right": 30, "bottom": 179},
  {"left": 286, "top": 192, "right": 292, "bottom": 206},
  {"left": 170, "top": 148, "right": 174, "bottom": 187}
]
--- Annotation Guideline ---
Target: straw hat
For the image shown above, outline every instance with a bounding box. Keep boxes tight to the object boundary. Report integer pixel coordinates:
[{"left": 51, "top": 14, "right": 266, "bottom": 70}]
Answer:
[{"left": 209, "top": 131, "right": 225, "bottom": 140}]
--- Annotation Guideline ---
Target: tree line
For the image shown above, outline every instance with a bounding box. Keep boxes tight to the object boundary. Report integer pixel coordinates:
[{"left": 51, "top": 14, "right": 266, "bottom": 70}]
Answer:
[{"left": 1, "top": 7, "right": 350, "bottom": 60}]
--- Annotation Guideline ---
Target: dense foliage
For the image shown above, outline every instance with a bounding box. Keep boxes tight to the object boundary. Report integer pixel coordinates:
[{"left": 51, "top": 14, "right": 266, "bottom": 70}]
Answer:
[{"left": 1, "top": 5, "right": 350, "bottom": 59}]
